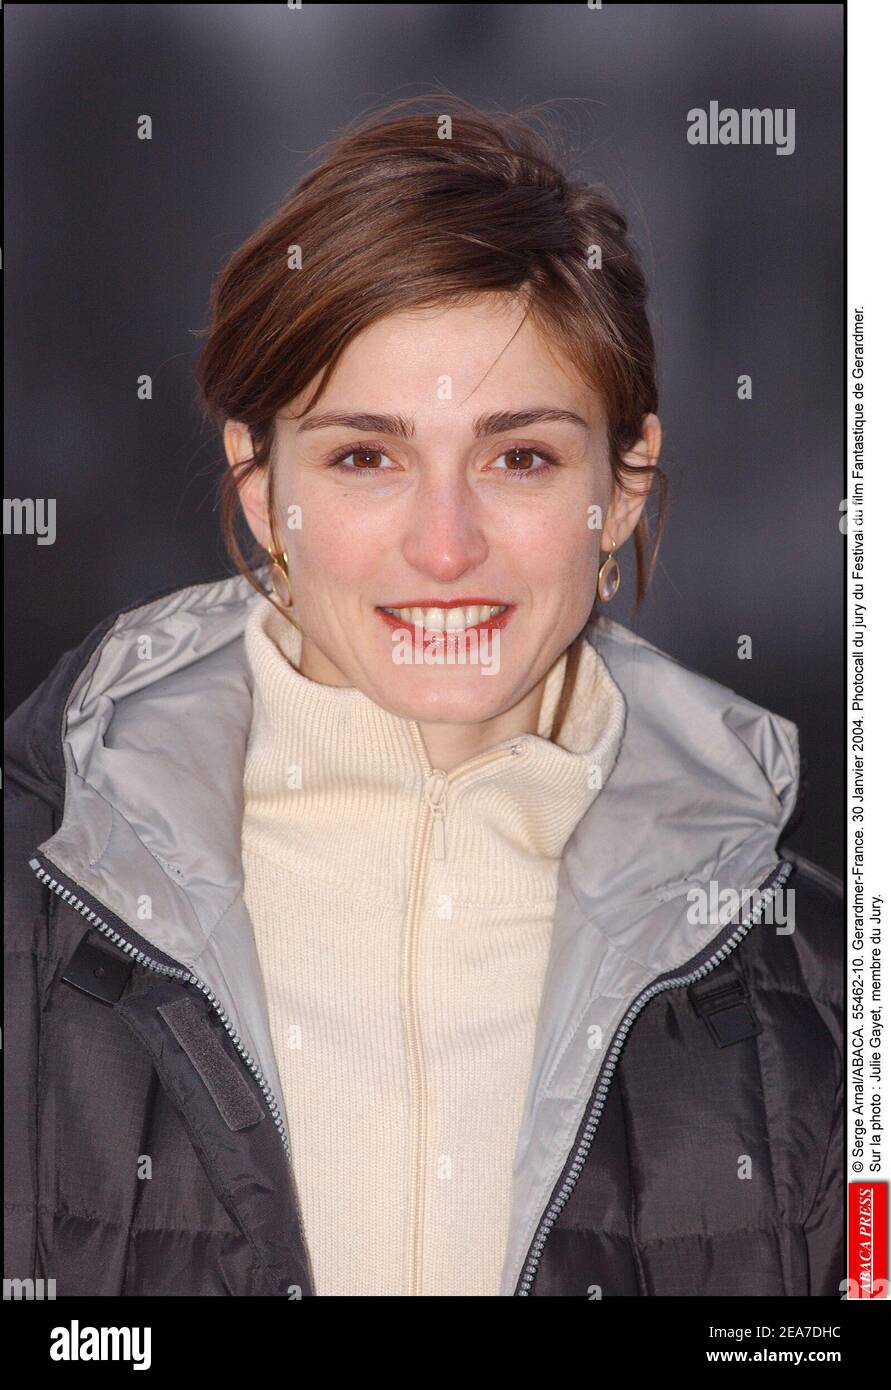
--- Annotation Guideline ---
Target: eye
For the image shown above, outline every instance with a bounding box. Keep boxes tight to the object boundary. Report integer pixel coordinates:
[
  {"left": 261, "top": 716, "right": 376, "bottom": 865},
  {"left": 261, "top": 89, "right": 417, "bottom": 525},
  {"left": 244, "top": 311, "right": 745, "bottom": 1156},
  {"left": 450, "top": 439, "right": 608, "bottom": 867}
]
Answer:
[
  {"left": 325, "top": 442, "right": 560, "bottom": 479},
  {"left": 487, "top": 446, "right": 558, "bottom": 479},
  {"left": 327, "top": 444, "right": 398, "bottom": 475}
]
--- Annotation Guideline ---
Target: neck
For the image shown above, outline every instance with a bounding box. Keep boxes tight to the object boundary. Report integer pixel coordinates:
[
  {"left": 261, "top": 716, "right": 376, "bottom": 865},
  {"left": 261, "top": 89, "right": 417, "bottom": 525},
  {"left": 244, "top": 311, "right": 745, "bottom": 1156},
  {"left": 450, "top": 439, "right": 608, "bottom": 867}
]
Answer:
[{"left": 414, "top": 678, "right": 550, "bottom": 771}]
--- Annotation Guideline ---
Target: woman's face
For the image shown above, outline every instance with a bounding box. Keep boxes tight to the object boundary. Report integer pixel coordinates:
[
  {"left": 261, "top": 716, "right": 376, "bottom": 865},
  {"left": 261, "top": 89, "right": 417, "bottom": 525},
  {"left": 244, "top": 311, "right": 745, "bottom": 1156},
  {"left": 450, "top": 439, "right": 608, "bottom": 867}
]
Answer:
[{"left": 230, "top": 293, "right": 659, "bottom": 727}]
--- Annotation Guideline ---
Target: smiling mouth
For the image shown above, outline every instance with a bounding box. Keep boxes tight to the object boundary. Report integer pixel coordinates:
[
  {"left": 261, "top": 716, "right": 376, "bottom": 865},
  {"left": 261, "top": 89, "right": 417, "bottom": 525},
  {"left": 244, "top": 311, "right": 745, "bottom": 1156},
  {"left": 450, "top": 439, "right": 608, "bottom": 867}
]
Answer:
[{"left": 375, "top": 602, "right": 514, "bottom": 636}]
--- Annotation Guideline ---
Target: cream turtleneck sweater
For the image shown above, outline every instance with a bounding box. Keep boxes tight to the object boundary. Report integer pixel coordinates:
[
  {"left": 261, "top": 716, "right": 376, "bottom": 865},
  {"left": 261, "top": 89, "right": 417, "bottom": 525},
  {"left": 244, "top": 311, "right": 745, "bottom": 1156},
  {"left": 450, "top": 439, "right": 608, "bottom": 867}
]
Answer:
[{"left": 240, "top": 598, "right": 626, "bottom": 1297}]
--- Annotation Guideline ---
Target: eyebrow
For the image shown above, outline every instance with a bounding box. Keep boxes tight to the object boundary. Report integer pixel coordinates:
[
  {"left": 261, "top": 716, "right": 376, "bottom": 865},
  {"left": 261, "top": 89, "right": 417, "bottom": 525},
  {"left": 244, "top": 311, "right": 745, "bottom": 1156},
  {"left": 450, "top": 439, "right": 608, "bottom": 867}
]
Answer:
[{"left": 293, "top": 407, "right": 590, "bottom": 438}]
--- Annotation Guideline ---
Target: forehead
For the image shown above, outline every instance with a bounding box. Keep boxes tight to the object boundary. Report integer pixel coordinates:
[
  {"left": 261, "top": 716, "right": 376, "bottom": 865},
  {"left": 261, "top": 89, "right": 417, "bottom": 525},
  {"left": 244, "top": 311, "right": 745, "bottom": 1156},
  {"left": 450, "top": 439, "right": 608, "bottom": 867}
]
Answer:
[{"left": 287, "top": 295, "right": 603, "bottom": 432}]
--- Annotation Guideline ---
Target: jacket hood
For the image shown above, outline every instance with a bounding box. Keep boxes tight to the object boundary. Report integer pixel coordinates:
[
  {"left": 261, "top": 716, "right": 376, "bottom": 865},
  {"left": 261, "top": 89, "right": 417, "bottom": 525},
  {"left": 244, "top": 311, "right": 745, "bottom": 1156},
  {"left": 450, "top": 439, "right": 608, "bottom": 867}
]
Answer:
[{"left": 5, "top": 567, "right": 800, "bottom": 1295}]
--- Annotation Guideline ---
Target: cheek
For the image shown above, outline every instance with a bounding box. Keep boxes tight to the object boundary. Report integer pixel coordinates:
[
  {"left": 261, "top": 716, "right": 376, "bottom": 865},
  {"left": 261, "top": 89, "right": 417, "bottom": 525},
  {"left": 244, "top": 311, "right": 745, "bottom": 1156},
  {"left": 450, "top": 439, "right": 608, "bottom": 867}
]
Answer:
[
  {"left": 532, "top": 481, "right": 604, "bottom": 616},
  {"left": 283, "top": 485, "right": 385, "bottom": 589},
  {"left": 553, "top": 545, "right": 598, "bottom": 618},
  {"left": 509, "top": 481, "right": 601, "bottom": 575}
]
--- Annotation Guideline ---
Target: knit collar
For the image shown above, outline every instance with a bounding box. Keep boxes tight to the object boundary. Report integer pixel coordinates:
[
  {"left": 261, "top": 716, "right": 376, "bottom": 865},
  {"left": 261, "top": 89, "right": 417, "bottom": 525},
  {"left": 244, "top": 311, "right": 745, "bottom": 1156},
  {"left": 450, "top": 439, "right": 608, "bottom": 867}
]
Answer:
[{"left": 242, "top": 597, "right": 626, "bottom": 890}]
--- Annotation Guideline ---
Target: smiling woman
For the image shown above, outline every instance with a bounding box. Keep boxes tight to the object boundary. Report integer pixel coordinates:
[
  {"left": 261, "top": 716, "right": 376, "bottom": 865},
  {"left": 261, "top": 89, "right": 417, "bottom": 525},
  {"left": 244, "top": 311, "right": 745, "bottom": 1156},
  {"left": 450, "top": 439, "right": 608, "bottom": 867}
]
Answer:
[
  {"left": 198, "top": 96, "right": 666, "bottom": 753},
  {"left": 215, "top": 290, "right": 661, "bottom": 758},
  {"left": 4, "top": 93, "right": 843, "bottom": 1300}
]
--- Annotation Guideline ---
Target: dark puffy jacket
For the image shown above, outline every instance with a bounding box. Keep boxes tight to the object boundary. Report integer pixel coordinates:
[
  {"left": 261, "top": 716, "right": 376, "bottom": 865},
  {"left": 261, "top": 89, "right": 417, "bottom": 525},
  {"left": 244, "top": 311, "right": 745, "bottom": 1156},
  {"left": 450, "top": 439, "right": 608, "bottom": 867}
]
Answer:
[{"left": 4, "top": 571, "right": 844, "bottom": 1297}]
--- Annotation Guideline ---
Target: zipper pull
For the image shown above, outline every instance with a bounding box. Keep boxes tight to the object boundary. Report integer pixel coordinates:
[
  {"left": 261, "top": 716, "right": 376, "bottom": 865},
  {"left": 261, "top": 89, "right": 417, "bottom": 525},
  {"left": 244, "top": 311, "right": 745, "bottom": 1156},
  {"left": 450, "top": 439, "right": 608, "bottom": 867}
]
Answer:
[{"left": 424, "top": 770, "right": 448, "bottom": 861}]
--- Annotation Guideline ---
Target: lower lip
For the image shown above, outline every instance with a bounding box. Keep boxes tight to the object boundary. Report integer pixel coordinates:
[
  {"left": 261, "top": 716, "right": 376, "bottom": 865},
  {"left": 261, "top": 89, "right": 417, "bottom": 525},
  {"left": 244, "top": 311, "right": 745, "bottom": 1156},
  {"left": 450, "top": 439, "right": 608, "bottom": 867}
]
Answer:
[{"left": 375, "top": 606, "right": 515, "bottom": 641}]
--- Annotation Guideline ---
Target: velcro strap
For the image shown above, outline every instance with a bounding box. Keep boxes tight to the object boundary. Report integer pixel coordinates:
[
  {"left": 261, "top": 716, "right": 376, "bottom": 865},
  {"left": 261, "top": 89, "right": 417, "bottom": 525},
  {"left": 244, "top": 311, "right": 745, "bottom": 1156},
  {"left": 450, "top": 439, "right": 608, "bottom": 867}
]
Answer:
[
  {"left": 158, "top": 997, "right": 264, "bottom": 1130},
  {"left": 689, "top": 966, "right": 761, "bottom": 1048}
]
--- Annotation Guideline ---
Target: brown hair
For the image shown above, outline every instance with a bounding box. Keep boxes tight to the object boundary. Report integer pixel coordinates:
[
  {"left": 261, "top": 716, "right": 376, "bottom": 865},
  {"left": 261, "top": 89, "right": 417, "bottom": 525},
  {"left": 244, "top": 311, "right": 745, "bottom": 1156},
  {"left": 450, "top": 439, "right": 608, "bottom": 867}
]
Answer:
[{"left": 195, "top": 92, "right": 665, "bottom": 744}]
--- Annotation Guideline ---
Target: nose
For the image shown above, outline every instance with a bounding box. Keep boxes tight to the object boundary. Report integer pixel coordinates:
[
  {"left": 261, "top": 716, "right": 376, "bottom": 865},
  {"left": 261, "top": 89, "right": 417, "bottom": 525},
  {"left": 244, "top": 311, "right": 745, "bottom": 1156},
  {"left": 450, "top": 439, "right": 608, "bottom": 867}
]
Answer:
[{"left": 399, "top": 470, "right": 489, "bottom": 582}]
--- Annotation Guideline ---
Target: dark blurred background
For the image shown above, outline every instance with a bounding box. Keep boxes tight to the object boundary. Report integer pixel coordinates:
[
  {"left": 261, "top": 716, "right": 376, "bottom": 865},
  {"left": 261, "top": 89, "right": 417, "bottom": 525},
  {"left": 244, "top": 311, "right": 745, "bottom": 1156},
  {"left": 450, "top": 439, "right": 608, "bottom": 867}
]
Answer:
[{"left": 4, "top": 4, "right": 844, "bottom": 874}]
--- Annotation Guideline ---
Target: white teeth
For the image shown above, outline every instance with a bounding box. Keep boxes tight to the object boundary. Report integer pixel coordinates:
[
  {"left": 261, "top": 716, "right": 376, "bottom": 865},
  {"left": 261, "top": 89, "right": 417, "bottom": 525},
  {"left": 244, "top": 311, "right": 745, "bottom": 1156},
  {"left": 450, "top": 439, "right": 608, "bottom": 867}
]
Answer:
[{"left": 382, "top": 604, "right": 507, "bottom": 631}]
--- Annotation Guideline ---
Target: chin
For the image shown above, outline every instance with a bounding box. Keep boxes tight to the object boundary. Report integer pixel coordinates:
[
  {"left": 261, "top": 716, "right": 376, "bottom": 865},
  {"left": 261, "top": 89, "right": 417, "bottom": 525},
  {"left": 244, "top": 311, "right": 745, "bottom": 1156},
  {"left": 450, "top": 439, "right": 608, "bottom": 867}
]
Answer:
[{"left": 375, "top": 671, "right": 509, "bottom": 724}]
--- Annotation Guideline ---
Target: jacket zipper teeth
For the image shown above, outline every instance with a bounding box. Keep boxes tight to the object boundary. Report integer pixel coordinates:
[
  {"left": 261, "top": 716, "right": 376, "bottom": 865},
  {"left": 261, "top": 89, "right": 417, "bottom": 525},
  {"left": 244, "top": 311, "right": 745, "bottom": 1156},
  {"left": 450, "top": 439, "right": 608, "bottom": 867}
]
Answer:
[
  {"left": 514, "top": 858, "right": 793, "bottom": 1296},
  {"left": 28, "top": 855, "right": 291, "bottom": 1160}
]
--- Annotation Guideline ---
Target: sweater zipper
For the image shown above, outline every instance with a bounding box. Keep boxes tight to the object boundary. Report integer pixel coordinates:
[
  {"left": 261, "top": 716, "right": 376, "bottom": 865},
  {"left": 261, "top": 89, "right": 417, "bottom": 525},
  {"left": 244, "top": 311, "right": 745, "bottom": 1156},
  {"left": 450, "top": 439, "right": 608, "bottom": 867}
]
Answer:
[
  {"left": 413, "top": 728, "right": 527, "bottom": 862},
  {"left": 28, "top": 852, "right": 296, "bottom": 1168},
  {"left": 513, "top": 857, "right": 793, "bottom": 1295},
  {"left": 403, "top": 726, "right": 526, "bottom": 1295}
]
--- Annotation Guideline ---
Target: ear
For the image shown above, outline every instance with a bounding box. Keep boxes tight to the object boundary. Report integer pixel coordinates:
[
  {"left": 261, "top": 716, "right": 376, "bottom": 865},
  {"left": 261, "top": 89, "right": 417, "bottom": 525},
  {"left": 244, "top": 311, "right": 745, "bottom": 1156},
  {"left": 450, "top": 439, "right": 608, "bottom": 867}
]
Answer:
[
  {"left": 223, "top": 419, "right": 271, "bottom": 548},
  {"left": 602, "top": 413, "right": 662, "bottom": 550}
]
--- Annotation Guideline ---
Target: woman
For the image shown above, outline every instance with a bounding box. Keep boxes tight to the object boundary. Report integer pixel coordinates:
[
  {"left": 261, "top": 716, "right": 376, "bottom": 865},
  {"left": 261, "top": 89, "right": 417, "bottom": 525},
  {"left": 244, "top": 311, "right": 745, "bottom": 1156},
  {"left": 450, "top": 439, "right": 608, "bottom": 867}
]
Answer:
[{"left": 4, "top": 98, "right": 843, "bottom": 1298}]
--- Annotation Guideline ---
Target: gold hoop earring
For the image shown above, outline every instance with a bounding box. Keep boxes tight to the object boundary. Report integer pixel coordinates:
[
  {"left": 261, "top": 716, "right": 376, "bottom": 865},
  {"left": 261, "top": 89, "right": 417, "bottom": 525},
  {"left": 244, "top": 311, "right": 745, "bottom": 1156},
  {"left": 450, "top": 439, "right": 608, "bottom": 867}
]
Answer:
[
  {"left": 596, "top": 537, "right": 621, "bottom": 603},
  {"left": 265, "top": 544, "right": 293, "bottom": 608}
]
